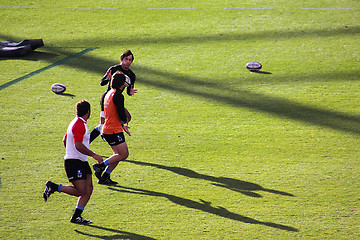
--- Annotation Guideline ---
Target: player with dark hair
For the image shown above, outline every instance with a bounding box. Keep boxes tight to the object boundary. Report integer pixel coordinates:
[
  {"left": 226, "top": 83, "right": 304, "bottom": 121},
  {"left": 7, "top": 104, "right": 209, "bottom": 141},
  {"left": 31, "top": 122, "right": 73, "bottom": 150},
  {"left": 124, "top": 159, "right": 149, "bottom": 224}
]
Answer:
[
  {"left": 43, "top": 100, "right": 103, "bottom": 224},
  {"left": 93, "top": 71, "right": 131, "bottom": 185},
  {"left": 90, "top": 50, "right": 137, "bottom": 142}
]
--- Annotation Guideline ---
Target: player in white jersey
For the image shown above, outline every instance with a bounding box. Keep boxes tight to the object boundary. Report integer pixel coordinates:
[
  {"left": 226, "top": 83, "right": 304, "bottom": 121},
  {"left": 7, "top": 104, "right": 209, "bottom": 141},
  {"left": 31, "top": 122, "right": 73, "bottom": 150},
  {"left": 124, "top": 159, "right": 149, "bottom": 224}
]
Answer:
[{"left": 43, "top": 100, "right": 103, "bottom": 224}]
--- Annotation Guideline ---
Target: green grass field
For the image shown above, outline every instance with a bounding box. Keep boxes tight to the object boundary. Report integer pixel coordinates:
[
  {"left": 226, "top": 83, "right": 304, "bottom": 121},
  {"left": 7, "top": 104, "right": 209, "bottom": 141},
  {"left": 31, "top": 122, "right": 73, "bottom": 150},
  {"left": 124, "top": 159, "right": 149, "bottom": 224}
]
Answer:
[{"left": 1, "top": 0, "right": 359, "bottom": 239}]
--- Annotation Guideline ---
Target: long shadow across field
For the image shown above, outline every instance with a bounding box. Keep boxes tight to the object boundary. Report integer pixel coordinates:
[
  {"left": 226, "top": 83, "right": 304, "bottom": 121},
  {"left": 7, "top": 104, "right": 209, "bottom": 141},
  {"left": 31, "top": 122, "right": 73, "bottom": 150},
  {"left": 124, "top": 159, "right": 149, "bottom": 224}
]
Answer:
[
  {"left": 2, "top": 25, "right": 358, "bottom": 48},
  {"left": 109, "top": 185, "right": 298, "bottom": 232},
  {"left": 1, "top": 28, "right": 360, "bottom": 135},
  {"left": 125, "top": 160, "right": 294, "bottom": 198}
]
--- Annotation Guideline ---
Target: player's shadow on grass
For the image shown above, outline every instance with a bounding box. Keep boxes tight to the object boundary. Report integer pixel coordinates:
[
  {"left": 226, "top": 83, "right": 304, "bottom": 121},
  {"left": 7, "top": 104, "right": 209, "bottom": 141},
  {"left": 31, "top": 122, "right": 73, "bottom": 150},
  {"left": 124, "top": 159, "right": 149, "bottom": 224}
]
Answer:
[
  {"left": 109, "top": 185, "right": 298, "bottom": 232},
  {"left": 124, "top": 160, "right": 294, "bottom": 198},
  {"left": 75, "top": 225, "right": 157, "bottom": 240}
]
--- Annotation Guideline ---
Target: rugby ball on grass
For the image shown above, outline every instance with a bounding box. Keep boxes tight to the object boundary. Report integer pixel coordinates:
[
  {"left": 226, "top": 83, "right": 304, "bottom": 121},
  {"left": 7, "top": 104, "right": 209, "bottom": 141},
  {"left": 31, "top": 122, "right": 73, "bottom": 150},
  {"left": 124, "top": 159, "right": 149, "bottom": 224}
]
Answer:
[
  {"left": 51, "top": 83, "right": 66, "bottom": 94},
  {"left": 246, "top": 61, "right": 262, "bottom": 72}
]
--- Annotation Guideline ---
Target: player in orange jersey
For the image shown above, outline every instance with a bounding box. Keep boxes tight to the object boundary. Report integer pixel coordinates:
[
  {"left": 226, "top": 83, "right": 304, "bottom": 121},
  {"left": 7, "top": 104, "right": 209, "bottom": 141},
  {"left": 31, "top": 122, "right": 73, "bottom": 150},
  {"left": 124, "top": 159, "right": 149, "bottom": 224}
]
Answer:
[{"left": 92, "top": 71, "right": 131, "bottom": 185}]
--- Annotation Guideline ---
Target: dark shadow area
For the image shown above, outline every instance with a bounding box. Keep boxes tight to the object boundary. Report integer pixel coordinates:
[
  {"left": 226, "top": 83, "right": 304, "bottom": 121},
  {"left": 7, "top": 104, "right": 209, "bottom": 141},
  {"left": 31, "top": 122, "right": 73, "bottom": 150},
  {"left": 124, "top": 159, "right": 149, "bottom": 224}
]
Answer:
[
  {"left": 131, "top": 65, "right": 360, "bottom": 135},
  {"left": 109, "top": 185, "right": 299, "bottom": 232},
  {"left": 56, "top": 92, "right": 76, "bottom": 98},
  {"left": 1, "top": 30, "right": 359, "bottom": 135},
  {"left": 251, "top": 70, "right": 272, "bottom": 74},
  {"left": 124, "top": 160, "right": 294, "bottom": 197},
  {"left": 32, "top": 47, "right": 360, "bottom": 135},
  {"left": 0, "top": 50, "right": 59, "bottom": 61},
  {"left": 2, "top": 25, "right": 357, "bottom": 47},
  {"left": 75, "top": 225, "right": 157, "bottom": 240},
  {"left": 0, "top": 47, "right": 97, "bottom": 91}
]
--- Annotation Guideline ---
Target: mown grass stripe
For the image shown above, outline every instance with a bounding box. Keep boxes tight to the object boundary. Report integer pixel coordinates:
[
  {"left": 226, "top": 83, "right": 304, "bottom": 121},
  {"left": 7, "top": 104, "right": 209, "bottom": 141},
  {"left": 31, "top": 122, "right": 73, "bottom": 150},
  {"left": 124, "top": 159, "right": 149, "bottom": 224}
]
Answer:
[
  {"left": 224, "top": 8, "right": 274, "bottom": 10},
  {"left": 0, "top": 6, "right": 354, "bottom": 10},
  {"left": 301, "top": 8, "right": 353, "bottom": 10},
  {"left": 0, "top": 47, "right": 97, "bottom": 91},
  {"left": 64, "top": 7, "right": 116, "bottom": 9},
  {"left": 148, "top": 8, "right": 195, "bottom": 10}
]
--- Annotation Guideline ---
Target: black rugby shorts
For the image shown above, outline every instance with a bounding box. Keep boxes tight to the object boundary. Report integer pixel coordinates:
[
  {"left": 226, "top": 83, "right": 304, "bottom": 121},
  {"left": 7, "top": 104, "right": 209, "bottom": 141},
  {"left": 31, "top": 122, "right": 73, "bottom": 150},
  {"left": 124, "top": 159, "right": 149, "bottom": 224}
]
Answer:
[
  {"left": 64, "top": 159, "right": 92, "bottom": 182},
  {"left": 103, "top": 132, "right": 126, "bottom": 146}
]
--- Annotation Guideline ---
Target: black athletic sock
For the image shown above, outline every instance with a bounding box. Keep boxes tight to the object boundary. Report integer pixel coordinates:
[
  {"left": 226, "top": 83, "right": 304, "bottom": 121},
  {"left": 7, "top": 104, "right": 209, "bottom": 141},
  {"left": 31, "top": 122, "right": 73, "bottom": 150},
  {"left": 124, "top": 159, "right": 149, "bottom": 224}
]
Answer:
[
  {"left": 90, "top": 128, "right": 100, "bottom": 143},
  {"left": 73, "top": 208, "right": 83, "bottom": 219}
]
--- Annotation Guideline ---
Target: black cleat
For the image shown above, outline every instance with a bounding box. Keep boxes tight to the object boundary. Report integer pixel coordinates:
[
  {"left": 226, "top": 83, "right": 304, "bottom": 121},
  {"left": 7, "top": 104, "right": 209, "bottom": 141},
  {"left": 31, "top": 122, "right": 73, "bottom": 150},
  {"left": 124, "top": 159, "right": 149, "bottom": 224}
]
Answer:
[
  {"left": 98, "top": 177, "right": 118, "bottom": 185},
  {"left": 70, "top": 216, "right": 92, "bottom": 224},
  {"left": 43, "top": 181, "right": 55, "bottom": 202},
  {"left": 92, "top": 164, "right": 105, "bottom": 180}
]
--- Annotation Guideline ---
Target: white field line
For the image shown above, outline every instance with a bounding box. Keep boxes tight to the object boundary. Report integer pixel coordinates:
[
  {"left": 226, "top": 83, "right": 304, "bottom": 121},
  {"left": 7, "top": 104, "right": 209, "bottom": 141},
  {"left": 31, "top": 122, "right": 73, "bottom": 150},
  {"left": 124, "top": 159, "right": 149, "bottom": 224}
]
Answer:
[
  {"left": 0, "top": 6, "right": 39, "bottom": 8},
  {"left": 301, "top": 8, "right": 353, "bottom": 10}
]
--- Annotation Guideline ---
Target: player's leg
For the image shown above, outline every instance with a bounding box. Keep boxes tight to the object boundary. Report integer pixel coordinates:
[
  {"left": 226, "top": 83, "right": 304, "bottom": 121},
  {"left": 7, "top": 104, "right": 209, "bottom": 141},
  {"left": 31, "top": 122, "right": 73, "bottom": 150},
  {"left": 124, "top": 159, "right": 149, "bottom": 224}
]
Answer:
[
  {"left": 98, "top": 142, "right": 128, "bottom": 184},
  {"left": 43, "top": 159, "right": 83, "bottom": 201},
  {"left": 43, "top": 160, "right": 93, "bottom": 224},
  {"left": 66, "top": 162, "right": 93, "bottom": 224},
  {"left": 60, "top": 178, "right": 89, "bottom": 197},
  {"left": 93, "top": 133, "right": 128, "bottom": 184},
  {"left": 90, "top": 116, "right": 105, "bottom": 142},
  {"left": 69, "top": 174, "right": 93, "bottom": 224},
  {"left": 107, "top": 142, "right": 129, "bottom": 170}
]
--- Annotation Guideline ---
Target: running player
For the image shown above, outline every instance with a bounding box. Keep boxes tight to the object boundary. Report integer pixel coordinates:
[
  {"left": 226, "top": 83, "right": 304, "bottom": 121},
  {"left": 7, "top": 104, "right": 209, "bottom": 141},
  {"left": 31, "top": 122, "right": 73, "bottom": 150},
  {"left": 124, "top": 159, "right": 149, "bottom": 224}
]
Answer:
[{"left": 43, "top": 100, "right": 103, "bottom": 224}]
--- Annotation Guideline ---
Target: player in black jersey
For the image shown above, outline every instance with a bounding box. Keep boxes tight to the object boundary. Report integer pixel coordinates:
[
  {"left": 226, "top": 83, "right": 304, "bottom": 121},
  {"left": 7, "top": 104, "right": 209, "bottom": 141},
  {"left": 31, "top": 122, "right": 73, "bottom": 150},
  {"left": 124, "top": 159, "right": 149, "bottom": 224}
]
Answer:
[{"left": 90, "top": 50, "right": 137, "bottom": 143}]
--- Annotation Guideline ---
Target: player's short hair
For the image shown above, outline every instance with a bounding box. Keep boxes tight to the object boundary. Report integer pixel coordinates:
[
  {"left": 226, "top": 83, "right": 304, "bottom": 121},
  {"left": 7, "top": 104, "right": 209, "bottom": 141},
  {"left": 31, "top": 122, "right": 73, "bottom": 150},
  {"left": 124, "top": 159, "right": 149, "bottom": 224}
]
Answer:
[
  {"left": 76, "top": 100, "right": 91, "bottom": 117},
  {"left": 111, "top": 71, "right": 126, "bottom": 89},
  {"left": 120, "top": 50, "right": 134, "bottom": 62}
]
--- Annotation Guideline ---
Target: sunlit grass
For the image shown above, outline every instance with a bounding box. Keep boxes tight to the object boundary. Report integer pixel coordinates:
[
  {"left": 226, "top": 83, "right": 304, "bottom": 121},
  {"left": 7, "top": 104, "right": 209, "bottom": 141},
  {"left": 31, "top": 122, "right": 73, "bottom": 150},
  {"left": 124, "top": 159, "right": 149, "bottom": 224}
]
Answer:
[{"left": 1, "top": 0, "right": 359, "bottom": 239}]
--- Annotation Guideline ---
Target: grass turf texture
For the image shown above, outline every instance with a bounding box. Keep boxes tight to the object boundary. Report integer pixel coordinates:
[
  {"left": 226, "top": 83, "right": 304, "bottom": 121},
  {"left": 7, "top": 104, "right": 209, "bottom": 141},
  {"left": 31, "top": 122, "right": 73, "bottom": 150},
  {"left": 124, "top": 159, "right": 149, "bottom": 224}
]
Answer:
[{"left": 1, "top": 0, "right": 359, "bottom": 239}]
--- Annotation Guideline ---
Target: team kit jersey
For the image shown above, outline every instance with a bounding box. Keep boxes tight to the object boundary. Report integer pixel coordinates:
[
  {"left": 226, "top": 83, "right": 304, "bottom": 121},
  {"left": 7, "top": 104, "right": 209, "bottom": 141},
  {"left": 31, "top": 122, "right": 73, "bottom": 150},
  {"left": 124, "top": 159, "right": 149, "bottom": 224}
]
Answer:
[
  {"left": 103, "top": 89, "right": 128, "bottom": 135},
  {"left": 100, "top": 64, "right": 136, "bottom": 96},
  {"left": 64, "top": 117, "right": 90, "bottom": 162},
  {"left": 99, "top": 65, "right": 136, "bottom": 113}
]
